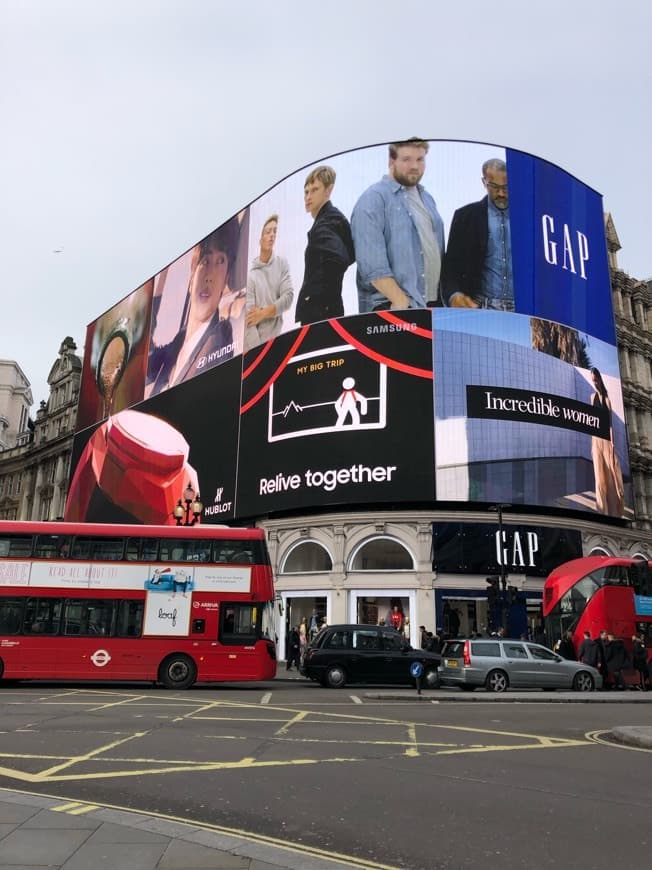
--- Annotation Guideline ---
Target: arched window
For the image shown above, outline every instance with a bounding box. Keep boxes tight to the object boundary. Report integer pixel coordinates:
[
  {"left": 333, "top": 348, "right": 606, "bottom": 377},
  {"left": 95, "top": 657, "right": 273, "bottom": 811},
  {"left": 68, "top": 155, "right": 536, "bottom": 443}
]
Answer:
[
  {"left": 349, "top": 537, "right": 414, "bottom": 571},
  {"left": 632, "top": 552, "right": 650, "bottom": 562},
  {"left": 589, "top": 546, "right": 612, "bottom": 557},
  {"left": 281, "top": 541, "right": 333, "bottom": 573}
]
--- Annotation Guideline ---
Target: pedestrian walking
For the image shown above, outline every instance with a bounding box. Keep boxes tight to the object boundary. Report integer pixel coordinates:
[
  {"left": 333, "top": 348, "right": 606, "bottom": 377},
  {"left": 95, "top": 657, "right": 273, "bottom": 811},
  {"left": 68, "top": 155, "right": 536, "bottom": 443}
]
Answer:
[
  {"left": 286, "top": 626, "right": 301, "bottom": 671},
  {"left": 605, "top": 633, "right": 627, "bottom": 690},
  {"left": 632, "top": 633, "right": 649, "bottom": 691},
  {"left": 558, "top": 631, "right": 576, "bottom": 660}
]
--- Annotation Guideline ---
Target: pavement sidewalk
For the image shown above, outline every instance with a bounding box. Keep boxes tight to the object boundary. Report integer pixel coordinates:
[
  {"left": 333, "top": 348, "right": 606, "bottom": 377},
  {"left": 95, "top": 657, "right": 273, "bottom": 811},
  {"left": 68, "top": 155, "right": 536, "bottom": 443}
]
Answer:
[{"left": 0, "top": 790, "right": 363, "bottom": 870}]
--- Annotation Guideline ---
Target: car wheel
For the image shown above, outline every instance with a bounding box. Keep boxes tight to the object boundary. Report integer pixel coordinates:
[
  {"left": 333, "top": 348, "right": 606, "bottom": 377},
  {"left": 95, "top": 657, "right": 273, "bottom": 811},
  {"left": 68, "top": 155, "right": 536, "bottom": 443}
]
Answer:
[
  {"left": 325, "top": 665, "right": 346, "bottom": 689},
  {"left": 423, "top": 667, "right": 440, "bottom": 689},
  {"left": 485, "top": 669, "right": 509, "bottom": 693},
  {"left": 159, "top": 654, "right": 197, "bottom": 690},
  {"left": 572, "top": 671, "right": 595, "bottom": 692}
]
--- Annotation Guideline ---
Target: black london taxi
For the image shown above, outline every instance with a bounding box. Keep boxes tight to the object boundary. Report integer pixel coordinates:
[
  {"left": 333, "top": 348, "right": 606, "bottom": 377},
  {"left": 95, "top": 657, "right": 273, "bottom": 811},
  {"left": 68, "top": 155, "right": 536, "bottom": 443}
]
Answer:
[{"left": 300, "top": 624, "right": 441, "bottom": 689}]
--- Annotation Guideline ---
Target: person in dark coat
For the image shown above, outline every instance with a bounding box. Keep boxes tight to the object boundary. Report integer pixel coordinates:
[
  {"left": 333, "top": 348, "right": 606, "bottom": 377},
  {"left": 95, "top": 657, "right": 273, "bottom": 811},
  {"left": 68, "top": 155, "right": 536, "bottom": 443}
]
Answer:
[
  {"left": 147, "top": 218, "right": 243, "bottom": 396},
  {"left": 597, "top": 629, "right": 610, "bottom": 689},
  {"left": 441, "top": 158, "right": 514, "bottom": 311},
  {"left": 558, "top": 631, "right": 576, "bottom": 660},
  {"left": 295, "top": 165, "right": 355, "bottom": 325},
  {"left": 605, "top": 633, "right": 628, "bottom": 690},
  {"left": 286, "top": 626, "right": 301, "bottom": 671},
  {"left": 578, "top": 631, "right": 599, "bottom": 668},
  {"left": 632, "top": 634, "right": 649, "bottom": 691}
]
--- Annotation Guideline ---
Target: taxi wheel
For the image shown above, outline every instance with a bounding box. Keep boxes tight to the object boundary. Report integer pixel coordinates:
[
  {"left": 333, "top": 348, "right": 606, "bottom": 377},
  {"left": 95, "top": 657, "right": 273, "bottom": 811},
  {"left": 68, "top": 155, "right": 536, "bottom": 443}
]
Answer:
[
  {"left": 325, "top": 665, "right": 347, "bottom": 689},
  {"left": 159, "top": 654, "right": 197, "bottom": 690},
  {"left": 485, "top": 669, "right": 509, "bottom": 693}
]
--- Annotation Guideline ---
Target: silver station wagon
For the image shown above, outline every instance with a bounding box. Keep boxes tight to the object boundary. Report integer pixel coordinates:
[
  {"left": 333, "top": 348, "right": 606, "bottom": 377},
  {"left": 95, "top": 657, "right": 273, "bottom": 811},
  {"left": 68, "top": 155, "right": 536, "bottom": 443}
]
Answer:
[{"left": 439, "top": 638, "right": 602, "bottom": 692}]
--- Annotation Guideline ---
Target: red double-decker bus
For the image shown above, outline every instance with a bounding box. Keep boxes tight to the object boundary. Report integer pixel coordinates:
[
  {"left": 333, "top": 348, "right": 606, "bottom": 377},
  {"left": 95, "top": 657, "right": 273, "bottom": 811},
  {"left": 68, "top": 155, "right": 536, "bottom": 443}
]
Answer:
[
  {"left": 543, "top": 555, "right": 652, "bottom": 663},
  {"left": 0, "top": 521, "right": 277, "bottom": 688}
]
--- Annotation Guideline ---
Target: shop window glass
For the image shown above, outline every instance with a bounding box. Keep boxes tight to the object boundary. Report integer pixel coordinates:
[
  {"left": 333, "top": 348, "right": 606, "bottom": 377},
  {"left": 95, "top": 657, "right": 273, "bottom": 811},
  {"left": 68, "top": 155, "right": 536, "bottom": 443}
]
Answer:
[
  {"left": 282, "top": 542, "right": 333, "bottom": 573},
  {"left": 350, "top": 538, "right": 414, "bottom": 571}
]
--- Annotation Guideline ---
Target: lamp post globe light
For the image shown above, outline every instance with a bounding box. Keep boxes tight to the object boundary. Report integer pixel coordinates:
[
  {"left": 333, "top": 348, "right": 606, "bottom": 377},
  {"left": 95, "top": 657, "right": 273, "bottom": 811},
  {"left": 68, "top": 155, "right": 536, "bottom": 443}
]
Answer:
[{"left": 174, "top": 483, "right": 203, "bottom": 526}]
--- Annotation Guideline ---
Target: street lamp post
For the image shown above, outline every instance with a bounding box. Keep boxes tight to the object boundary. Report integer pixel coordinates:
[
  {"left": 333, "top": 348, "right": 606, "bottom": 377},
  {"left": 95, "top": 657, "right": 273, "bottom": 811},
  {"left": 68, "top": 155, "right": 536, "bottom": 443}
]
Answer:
[
  {"left": 174, "top": 483, "right": 203, "bottom": 526},
  {"left": 489, "top": 503, "right": 511, "bottom": 633}
]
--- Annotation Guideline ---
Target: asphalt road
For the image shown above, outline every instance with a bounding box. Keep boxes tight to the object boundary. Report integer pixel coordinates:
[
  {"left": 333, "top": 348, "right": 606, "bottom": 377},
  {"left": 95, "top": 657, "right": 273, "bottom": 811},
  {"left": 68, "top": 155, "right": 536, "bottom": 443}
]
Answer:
[{"left": 0, "top": 681, "right": 650, "bottom": 870}]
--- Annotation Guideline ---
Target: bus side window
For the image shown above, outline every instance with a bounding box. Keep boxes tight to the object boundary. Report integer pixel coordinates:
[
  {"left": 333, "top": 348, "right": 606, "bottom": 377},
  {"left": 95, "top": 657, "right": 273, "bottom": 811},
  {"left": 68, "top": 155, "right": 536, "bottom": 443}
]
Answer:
[
  {"left": 71, "top": 537, "right": 92, "bottom": 560},
  {"left": 0, "top": 598, "right": 24, "bottom": 634},
  {"left": 24, "top": 598, "right": 62, "bottom": 635},
  {"left": 116, "top": 600, "right": 144, "bottom": 638},
  {"left": 0, "top": 535, "right": 33, "bottom": 558},
  {"left": 34, "top": 536, "right": 71, "bottom": 559}
]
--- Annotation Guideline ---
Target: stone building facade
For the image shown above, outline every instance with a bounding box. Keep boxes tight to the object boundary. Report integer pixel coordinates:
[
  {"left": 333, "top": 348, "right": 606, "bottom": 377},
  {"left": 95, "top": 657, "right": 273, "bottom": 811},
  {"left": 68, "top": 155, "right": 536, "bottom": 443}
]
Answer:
[{"left": 0, "top": 338, "right": 81, "bottom": 522}]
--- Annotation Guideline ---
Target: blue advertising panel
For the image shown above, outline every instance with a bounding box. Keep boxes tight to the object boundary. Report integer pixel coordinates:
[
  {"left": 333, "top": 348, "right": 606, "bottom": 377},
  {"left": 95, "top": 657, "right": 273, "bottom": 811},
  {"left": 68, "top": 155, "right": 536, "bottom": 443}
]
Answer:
[{"left": 508, "top": 150, "right": 614, "bottom": 344}]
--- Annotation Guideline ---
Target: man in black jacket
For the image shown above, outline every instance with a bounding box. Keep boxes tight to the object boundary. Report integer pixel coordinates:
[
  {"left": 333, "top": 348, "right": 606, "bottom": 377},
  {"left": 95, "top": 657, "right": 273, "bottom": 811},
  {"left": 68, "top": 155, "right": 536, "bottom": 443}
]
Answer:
[
  {"left": 295, "top": 165, "right": 355, "bottom": 325},
  {"left": 605, "top": 633, "right": 628, "bottom": 690},
  {"left": 578, "top": 630, "right": 599, "bottom": 667},
  {"left": 286, "top": 626, "right": 302, "bottom": 671},
  {"left": 441, "top": 158, "right": 514, "bottom": 311}
]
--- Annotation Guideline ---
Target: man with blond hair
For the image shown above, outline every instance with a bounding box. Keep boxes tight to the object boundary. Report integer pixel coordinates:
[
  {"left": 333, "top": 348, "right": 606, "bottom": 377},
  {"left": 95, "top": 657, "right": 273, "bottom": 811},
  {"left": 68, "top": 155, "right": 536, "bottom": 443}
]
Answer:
[
  {"left": 244, "top": 214, "right": 294, "bottom": 351},
  {"left": 295, "top": 165, "right": 355, "bottom": 326},
  {"left": 351, "top": 138, "right": 445, "bottom": 312}
]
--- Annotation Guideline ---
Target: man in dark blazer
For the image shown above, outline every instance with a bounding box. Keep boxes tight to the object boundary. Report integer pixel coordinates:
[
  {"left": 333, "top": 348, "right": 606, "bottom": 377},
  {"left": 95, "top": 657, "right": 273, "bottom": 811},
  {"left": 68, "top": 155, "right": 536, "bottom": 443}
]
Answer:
[
  {"left": 442, "top": 158, "right": 514, "bottom": 311},
  {"left": 295, "top": 165, "right": 355, "bottom": 326}
]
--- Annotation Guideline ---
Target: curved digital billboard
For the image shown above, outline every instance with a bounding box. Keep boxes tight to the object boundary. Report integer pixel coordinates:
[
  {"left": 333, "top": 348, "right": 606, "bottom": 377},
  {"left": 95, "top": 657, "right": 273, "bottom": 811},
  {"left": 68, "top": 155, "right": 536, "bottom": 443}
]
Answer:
[{"left": 67, "top": 139, "right": 632, "bottom": 524}]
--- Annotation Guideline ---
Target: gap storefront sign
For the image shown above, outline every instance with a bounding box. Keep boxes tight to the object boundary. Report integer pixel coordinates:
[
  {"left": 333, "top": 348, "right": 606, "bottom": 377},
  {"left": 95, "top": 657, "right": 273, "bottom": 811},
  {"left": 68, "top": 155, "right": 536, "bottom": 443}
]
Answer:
[{"left": 432, "top": 522, "right": 583, "bottom": 577}]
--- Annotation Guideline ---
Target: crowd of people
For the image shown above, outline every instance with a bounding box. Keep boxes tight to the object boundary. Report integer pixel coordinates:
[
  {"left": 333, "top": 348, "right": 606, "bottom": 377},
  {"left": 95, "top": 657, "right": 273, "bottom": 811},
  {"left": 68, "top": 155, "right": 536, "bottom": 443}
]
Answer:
[{"left": 574, "top": 629, "right": 650, "bottom": 690}]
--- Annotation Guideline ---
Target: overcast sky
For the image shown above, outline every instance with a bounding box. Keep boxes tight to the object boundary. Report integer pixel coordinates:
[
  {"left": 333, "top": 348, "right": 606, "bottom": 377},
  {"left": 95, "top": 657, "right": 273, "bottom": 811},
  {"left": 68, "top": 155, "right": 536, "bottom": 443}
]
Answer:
[{"left": 1, "top": 0, "right": 650, "bottom": 405}]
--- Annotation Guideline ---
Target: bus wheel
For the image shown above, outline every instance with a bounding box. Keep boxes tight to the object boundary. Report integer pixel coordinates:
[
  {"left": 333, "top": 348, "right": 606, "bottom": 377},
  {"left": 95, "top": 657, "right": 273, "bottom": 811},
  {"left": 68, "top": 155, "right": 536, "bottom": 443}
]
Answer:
[{"left": 159, "top": 654, "right": 197, "bottom": 690}]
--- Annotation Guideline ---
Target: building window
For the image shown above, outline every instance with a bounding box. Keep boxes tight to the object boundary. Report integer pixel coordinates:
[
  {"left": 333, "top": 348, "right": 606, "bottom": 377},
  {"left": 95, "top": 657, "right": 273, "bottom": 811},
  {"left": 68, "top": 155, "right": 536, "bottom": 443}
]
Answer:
[
  {"left": 349, "top": 537, "right": 415, "bottom": 571},
  {"left": 589, "top": 546, "right": 611, "bottom": 557},
  {"left": 281, "top": 541, "right": 333, "bottom": 573}
]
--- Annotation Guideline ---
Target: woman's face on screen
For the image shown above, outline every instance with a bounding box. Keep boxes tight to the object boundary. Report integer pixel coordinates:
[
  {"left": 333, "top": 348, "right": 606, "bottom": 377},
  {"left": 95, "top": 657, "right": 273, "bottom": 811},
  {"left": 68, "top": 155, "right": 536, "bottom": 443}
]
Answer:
[{"left": 189, "top": 245, "right": 229, "bottom": 323}]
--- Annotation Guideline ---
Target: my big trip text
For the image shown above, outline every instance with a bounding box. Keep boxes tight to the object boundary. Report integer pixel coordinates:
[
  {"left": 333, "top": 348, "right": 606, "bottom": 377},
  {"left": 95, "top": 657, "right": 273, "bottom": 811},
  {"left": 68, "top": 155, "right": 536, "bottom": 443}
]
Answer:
[
  {"left": 259, "top": 464, "right": 398, "bottom": 495},
  {"left": 296, "top": 357, "right": 344, "bottom": 375}
]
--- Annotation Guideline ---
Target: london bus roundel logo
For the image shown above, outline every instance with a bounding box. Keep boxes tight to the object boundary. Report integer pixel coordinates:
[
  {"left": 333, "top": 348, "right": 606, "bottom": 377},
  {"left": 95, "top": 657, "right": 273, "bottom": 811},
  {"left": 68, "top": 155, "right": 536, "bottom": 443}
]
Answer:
[{"left": 91, "top": 649, "right": 112, "bottom": 668}]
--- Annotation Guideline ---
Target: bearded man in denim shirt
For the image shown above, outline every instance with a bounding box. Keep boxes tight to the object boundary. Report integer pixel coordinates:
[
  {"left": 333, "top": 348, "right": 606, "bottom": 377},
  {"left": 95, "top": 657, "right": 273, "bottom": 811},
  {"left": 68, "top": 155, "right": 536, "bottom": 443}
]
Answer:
[{"left": 351, "top": 138, "right": 445, "bottom": 313}]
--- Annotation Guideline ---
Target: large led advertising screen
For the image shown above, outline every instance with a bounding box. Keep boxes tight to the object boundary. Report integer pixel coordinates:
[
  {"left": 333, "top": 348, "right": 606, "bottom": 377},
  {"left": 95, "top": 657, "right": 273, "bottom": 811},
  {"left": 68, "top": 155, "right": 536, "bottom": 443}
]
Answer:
[{"left": 66, "top": 139, "right": 632, "bottom": 524}]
